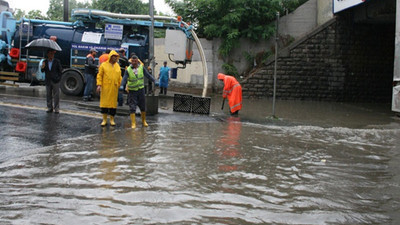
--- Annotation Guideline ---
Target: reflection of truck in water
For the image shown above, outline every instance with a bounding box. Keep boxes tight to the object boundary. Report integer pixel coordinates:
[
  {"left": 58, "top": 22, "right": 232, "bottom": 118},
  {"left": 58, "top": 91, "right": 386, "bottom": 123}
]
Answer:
[{"left": 0, "top": 2, "right": 196, "bottom": 95}]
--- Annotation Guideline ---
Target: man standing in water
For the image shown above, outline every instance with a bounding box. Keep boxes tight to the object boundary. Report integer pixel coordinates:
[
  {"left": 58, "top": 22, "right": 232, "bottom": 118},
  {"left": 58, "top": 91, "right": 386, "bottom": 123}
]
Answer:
[
  {"left": 96, "top": 50, "right": 122, "bottom": 126},
  {"left": 41, "top": 49, "right": 63, "bottom": 114},
  {"left": 121, "top": 55, "right": 155, "bottom": 129},
  {"left": 158, "top": 61, "right": 170, "bottom": 95},
  {"left": 117, "top": 48, "right": 129, "bottom": 106},
  {"left": 218, "top": 73, "right": 242, "bottom": 115}
]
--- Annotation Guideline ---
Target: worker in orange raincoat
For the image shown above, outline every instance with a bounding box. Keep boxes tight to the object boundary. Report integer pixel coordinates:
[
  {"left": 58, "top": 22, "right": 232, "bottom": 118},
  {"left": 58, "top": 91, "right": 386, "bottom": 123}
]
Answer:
[{"left": 218, "top": 73, "right": 242, "bottom": 115}]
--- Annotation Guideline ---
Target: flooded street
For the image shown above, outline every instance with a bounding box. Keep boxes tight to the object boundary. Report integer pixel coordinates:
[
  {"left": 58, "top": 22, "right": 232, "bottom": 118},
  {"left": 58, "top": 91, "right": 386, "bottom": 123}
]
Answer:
[{"left": 0, "top": 90, "right": 400, "bottom": 224}]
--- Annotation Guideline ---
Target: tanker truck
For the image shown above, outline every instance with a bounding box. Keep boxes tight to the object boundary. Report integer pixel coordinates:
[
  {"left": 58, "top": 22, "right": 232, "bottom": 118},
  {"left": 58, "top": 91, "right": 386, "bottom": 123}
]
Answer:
[{"left": 0, "top": 3, "right": 197, "bottom": 96}]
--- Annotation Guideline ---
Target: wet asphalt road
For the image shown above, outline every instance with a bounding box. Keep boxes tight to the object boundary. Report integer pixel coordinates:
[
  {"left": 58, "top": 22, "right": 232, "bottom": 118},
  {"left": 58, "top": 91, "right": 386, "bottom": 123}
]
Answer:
[
  {"left": 1, "top": 83, "right": 399, "bottom": 156},
  {"left": 0, "top": 84, "right": 219, "bottom": 154},
  {"left": 1, "top": 84, "right": 400, "bottom": 224},
  {"left": 0, "top": 92, "right": 101, "bottom": 154}
]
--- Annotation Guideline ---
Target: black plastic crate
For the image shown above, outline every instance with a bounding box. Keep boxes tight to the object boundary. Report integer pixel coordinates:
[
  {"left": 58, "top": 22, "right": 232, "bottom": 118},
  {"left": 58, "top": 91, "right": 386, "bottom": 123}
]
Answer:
[
  {"left": 173, "top": 94, "right": 193, "bottom": 113},
  {"left": 192, "top": 96, "right": 211, "bottom": 114}
]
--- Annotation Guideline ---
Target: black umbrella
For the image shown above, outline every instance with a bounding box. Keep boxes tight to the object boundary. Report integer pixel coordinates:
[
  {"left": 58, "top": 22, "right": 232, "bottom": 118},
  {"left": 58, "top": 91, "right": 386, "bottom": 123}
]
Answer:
[{"left": 25, "top": 38, "right": 62, "bottom": 51}]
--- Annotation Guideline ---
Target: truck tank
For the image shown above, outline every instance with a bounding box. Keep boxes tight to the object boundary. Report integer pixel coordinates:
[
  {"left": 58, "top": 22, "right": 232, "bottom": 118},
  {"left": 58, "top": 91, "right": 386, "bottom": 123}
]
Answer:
[
  {"left": 10, "top": 18, "right": 150, "bottom": 95},
  {"left": 0, "top": 6, "right": 199, "bottom": 96}
]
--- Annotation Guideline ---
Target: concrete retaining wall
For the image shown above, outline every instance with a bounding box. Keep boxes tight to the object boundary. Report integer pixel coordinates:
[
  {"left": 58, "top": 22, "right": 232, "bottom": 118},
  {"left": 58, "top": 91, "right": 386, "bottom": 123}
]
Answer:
[{"left": 241, "top": 12, "right": 395, "bottom": 102}]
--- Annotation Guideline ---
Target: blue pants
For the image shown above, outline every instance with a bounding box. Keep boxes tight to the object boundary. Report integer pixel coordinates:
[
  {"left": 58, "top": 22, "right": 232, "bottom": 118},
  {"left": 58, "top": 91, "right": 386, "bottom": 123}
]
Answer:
[
  {"left": 83, "top": 73, "right": 94, "bottom": 99},
  {"left": 118, "top": 90, "right": 123, "bottom": 106},
  {"left": 127, "top": 88, "right": 146, "bottom": 114}
]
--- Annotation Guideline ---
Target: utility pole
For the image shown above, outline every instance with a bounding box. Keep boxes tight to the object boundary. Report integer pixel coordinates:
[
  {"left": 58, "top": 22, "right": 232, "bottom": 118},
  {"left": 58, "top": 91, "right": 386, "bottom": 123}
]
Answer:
[
  {"left": 146, "top": 0, "right": 158, "bottom": 115},
  {"left": 393, "top": 0, "right": 400, "bottom": 112},
  {"left": 63, "top": 0, "right": 69, "bottom": 22},
  {"left": 272, "top": 12, "right": 279, "bottom": 118},
  {"left": 149, "top": 0, "right": 155, "bottom": 96}
]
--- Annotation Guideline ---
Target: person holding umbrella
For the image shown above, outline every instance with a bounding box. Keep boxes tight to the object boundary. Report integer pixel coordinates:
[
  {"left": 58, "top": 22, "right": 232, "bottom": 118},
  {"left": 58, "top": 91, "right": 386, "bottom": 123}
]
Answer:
[
  {"left": 26, "top": 37, "right": 63, "bottom": 113},
  {"left": 41, "top": 49, "right": 63, "bottom": 113}
]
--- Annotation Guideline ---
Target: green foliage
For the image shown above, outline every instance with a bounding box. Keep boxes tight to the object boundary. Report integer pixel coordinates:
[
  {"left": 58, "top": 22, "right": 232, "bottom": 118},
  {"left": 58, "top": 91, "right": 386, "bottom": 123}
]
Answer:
[
  {"left": 166, "top": 0, "right": 306, "bottom": 57},
  {"left": 259, "top": 51, "right": 273, "bottom": 65},
  {"left": 13, "top": 9, "right": 25, "bottom": 20},
  {"left": 243, "top": 51, "right": 254, "bottom": 65},
  {"left": 13, "top": 9, "right": 47, "bottom": 20},
  {"left": 47, "top": 0, "right": 63, "bottom": 21},
  {"left": 91, "top": 0, "right": 150, "bottom": 15},
  {"left": 27, "top": 10, "right": 47, "bottom": 20},
  {"left": 46, "top": 0, "right": 148, "bottom": 21},
  {"left": 222, "top": 63, "right": 238, "bottom": 77},
  {"left": 281, "top": 0, "right": 309, "bottom": 12},
  {"left": 154, "top": 29, "right": 166, "bottom": 38},
  {"left": 47, "top": 0, "right": 91, "bottom": 21}
]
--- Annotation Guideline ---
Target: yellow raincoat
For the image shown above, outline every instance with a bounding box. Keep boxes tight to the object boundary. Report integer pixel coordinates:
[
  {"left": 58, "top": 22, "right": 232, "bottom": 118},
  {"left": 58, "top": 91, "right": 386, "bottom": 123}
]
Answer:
[{"left": 96, "top": 50, "right": 122, "bottom": 108}]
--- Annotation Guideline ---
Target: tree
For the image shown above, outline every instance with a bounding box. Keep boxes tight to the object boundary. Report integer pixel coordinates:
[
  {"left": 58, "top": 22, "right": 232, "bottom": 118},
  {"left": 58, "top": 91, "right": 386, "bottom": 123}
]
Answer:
[
  {"left": 12, "top": 9, "right": 47, "bottom": 20},
  {"left": 166, "top": 0, "right": 307, "bottom": 58},
  {"left": 13, "top": 9, "right": 25, "bottom": 20},
  {"left": 47, "top": 0, "right": 63, "bottom": 21},
  {"left": 27, "top": 10, "right": 47, "bottom": 20},
  {"left": 47, "top": 0, "right": 93, "bottom": 21},
  {"left": 91, "top": 0, "right": 150, "bottom": 15},
  {"left": 46, "top": 0, "right": 153, "bottom": 20}
]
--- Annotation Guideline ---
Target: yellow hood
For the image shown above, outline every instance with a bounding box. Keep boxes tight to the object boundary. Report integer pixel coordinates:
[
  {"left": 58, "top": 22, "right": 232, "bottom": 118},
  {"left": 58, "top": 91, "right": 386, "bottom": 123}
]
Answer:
[{"left": 107, "top": 50, "right": 120, "bottom": 63}]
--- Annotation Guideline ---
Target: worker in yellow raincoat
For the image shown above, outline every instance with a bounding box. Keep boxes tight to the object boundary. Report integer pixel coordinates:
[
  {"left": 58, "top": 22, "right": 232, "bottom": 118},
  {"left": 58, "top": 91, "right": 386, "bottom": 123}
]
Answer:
[{"left": 96, "top": 50, "right": 122, "bottom": 126}]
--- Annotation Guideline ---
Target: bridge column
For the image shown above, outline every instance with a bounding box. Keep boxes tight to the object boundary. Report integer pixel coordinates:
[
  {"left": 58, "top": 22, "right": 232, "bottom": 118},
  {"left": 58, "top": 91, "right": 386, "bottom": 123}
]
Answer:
[{"left": 392, "top": 0, "right": 400, "bottom": 112}]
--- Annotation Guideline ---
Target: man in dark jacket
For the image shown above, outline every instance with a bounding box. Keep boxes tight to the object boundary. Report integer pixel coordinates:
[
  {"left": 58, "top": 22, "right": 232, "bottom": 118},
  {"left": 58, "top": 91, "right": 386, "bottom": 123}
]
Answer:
[
  {"left": 117, "top": 48, "right": 129, "bottom": 106},
  {"left": 121, "top": 55, "right": 155, "bottom": 128},
  {"left": 41, "top": 49, "right": 63, "bottom": 113},
  {"left": 83, "top": 48, "right": 98, "bottom": 101}
]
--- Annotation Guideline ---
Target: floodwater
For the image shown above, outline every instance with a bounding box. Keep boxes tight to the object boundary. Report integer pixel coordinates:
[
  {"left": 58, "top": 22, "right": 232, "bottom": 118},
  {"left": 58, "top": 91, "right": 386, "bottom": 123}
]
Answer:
[{"left": 1, "top": 93, "right": 400, "bottom": 224}]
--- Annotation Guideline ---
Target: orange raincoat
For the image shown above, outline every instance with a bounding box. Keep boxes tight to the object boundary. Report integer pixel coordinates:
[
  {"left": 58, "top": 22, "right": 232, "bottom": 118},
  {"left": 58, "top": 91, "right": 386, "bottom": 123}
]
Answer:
[
  {"left": 98, "top": 53, "right": 109, "bottom": 64},
  {"left": 218, "top": 73, "right": 242, "bottom": 114},
  {"left": 97, "top": 50, "right": 121, "bottom": 108}
]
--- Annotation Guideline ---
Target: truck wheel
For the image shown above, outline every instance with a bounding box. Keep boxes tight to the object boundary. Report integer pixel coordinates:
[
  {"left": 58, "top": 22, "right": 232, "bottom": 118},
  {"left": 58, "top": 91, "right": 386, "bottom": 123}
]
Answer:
[{"left": 60, "top": 70, "right": 84, "bottom": 96}]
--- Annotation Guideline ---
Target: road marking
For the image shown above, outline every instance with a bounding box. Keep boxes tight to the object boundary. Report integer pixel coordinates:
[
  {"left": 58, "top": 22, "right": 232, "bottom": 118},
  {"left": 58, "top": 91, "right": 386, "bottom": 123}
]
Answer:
[{"left": 0, "top": 101, "right": 102, "bottom": 118}]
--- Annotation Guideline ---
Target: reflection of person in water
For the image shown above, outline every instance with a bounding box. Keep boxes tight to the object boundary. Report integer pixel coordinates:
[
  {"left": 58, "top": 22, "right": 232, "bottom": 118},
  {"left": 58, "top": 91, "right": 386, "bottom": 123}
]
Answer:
[
  {"left": 41, "top": 114, "right": 59, "bottom": 146},
  {"left": 98, "top": 130, "right": 121, "bottom": 183},
  {"left": 215, "top": 116, "right": 242, "bottom": 172},
  {"left": 393, "top": 81, "right": 400, "bottom": 110}
]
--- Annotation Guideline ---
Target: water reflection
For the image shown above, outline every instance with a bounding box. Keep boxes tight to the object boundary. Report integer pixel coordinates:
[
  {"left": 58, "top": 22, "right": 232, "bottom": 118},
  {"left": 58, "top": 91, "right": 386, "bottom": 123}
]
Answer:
[
  {"left": 41, "top": 114, "right": 59, "bottom": 146},
  {"left": 98, "top": 129, "right": 120, "bottom": 182},
  {"left": 0, "top": 99, "right": 400, "bottom": 224},
  {"left": 216, "top": 116, "right": 242, "bottom": 172}
]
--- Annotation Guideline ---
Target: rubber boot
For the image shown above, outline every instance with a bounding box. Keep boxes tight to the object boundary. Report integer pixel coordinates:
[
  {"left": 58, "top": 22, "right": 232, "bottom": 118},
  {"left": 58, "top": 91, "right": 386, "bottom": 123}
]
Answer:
[
  {"left": 130, "top": 113, "right": 136, "bottom": 129},
  {"left": 110, "top": 115, "right": 116, "bottom": 126},
  {"left": 141, "top": 112, "right": 148, "bottom": 127},
  {"left": 101, "top": 114, "right": 107, "bottom": 127}
]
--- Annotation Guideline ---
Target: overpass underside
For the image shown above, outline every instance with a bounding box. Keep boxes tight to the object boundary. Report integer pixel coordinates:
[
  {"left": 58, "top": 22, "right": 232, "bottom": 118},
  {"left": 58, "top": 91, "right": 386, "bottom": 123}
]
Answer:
[{"left": 243, "top": 0, "right": 396, "bottom": 103}]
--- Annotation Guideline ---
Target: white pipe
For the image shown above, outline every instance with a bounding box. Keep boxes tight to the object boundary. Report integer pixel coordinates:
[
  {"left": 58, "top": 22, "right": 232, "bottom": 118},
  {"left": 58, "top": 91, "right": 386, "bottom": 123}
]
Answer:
[
  {"left": 188, "top": 27, "right": 208, "bottom": 97},
  {"left": 149, "top": 0, "right": 155, "bottom": 96},
  {"left": 73, "top": 9, "right": 167, "bottom": 20},
  {"left": 73, "top": 9, "right": 209, "bottom": 96}
]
